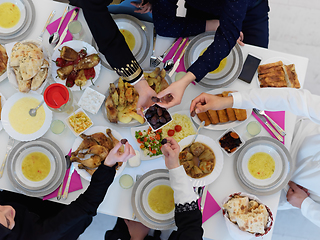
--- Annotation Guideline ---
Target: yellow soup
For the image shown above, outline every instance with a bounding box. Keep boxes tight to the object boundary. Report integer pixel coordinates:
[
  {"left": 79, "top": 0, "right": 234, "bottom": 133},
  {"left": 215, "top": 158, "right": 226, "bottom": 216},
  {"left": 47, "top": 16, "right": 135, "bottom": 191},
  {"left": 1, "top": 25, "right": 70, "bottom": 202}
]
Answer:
[
  {"left": 0, "top": 3, "right": 21, "bottom": 29},
  {"left": 9, "top": 97, "right": 46, "bottom": 134},
  {"left": 148, "top": 185, "right": 174, "bottom": 214},
  {"left": 200, "top": 48, "right": 227, "bottom": 74},
  {"left": 22, "top": 152, "right": 51, "bottom": 182},
  {"left": 248, "top": 152, "right": 275, "bottom": 179},
  {"left": 120, "top": 29, "right": 135, "bottom": 51}
]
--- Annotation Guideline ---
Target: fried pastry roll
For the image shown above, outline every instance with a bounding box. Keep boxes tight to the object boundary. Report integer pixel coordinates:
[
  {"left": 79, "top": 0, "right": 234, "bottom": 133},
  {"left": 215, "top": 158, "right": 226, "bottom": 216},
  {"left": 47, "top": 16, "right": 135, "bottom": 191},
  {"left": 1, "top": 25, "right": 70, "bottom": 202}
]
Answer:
[
  {"left": 207, "top": 110, "right": 219, "bottom": 124},
  {"left": 197, "top": 112, "right": 211, "bottom": 126}
]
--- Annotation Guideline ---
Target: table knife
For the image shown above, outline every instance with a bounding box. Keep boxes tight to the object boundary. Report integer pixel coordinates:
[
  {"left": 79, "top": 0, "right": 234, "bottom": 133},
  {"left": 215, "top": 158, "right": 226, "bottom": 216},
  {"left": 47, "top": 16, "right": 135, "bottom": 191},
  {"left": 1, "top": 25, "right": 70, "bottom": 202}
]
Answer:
[
  {"left": 200, "top": 186, "right": 208, "bottom": 213},
  {"left": 57, "top": 154, "right": 72, "bottom": 200},
  {"left": 54, "top": 8, "right": 78, "bottom": 51},
  {"left": 254, "top": 111, "right": 284, "bottom": 142},
  {"left": 62, "top": 162, "right": 75, "bottom": 199},
  {"left": 0, "top": 137, "right": 15, "bottom": 178},
  {"left": 168, "top": 40, "right": 189, "bottom": 77},
  {"left": 253, "top": 108, "right": 286, "bottom": 136}
]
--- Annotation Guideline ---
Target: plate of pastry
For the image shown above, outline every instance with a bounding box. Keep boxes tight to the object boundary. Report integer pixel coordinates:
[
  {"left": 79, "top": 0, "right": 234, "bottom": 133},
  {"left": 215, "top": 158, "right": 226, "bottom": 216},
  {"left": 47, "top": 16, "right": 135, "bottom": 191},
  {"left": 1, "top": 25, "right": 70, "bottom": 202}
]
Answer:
[{"left": 192, "top": 88, "right": 252, "bottom": 130}]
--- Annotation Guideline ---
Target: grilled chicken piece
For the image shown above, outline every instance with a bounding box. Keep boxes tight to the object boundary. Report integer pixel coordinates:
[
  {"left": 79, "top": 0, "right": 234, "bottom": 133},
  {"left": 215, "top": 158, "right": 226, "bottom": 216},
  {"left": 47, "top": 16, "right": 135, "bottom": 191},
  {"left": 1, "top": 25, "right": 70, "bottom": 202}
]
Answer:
[
  {"left": 78, "top": 145, "right": 109, "bottom": 160},
  {"left": 70, "top": 155, "right": 102, "bottom": 168},
  {"left": 81, "top": 132, "right": 113, "bottom": 150},
  {"left": 105, "top": 95, "right": 118, "bottom": 123},
  {"left": 72, "top": 136, "right": 98, "bottom": 156},
  {"left": 78, "top": 164, "right": 97, "bottom": 175},
  {"left": 106, "top": 128, "right": 124, "bottom": 153}
]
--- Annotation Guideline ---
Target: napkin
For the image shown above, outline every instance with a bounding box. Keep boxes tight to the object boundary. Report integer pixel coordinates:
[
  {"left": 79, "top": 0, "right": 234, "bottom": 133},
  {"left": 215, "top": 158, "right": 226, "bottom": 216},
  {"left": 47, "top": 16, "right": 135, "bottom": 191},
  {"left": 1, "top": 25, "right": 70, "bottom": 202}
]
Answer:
[
  {"left": 197, "top": 190, "right": 221, "bottom": 223},
  {"left": 43, "top": 167, "right": 83, "bottom": 200},
  {"left": 46, "top": 8, "right": 79, "bottom": 45},
  {"left": 253, "top": 111, "right": 285, "bottom": 144},
  {"left": 162, "top": 38, "right": 188, "bottom": 74}
]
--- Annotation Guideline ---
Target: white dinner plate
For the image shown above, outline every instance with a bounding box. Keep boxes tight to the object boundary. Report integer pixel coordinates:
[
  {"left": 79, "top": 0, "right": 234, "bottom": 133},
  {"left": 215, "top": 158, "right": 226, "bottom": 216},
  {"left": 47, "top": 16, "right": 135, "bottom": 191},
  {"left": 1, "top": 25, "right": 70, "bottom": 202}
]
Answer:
[
  {"left": 191, "top": 88, "right": 252, "bottom": 130},
  {"left": 6, "top": 40, "right": 52, "bottom": 94},
  {"left": 131, "top": 169, "right": 176, "bottom": 230},
  {"left": 0, "top": 0, "right": 26, "bottom": 34},
  {"left": 178, "top": 134, "right": 224, "bottom": 187},
  {"left": 71, "top": 126, "right": 126, "bottom": 181},
  {"left": 0, "top": 92, "right": 6, "bottom": 131},
  {"left": 1, "top": 92, "right": 52, "bottom": 141},
  {"left": 51, "top": 40, "right": 101, "bottom": 91}
]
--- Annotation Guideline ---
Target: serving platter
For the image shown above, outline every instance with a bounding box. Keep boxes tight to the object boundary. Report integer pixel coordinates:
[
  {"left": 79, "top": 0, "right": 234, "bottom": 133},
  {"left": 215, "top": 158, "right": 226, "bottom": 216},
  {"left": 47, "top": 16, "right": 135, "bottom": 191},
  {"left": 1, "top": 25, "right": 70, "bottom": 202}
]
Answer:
[
  {"left": 92, "top": 14, "right": 150, "bottom": 70},
  {"left": 71, "top": 126, "right": 126, "bottom": 181},
  {"left": 51, "top": 40, "right": 101, "bottom": 91},
  {"left": 184, "top": 32, "right": 243, "bottom": 89},
  {"left": 7, "top": 138, "right": 66, "bottom": 197},
  {"left": 178, "top": 134, "right": 224, "bottom": 187},
  {"left": 191, "top": 88, "right": 252, "bottom": 130},
  {"left": 102, "top": 67, "right": 172, "bottom": 127},
  {"left": 131, "top": 169, "right": 176, "bottom": 230},
  {"left": 234, "top": 136, "right": 293, "bottom": 195},
  {"left": 1, "top": 92, "right": 52, "bottom": 141},
  {"left": 0, "top": 0, "right": 35, "bottom": 44}
]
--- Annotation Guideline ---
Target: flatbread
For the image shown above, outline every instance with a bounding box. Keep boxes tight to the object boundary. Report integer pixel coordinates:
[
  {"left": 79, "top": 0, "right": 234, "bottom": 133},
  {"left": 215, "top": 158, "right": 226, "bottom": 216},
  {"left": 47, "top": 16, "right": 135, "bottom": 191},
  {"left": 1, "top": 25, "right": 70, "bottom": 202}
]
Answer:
[
  {"left": 31, "top": 67, "right": 48, "bottom": 91},
  {"left": 0, "top": 44, "right": 8, "bottom": 76},
  {"left": 223, "top": 196, "right": 249, "bottom": 222},
  {"left": 13, "top": 67, "right": 31, "bottom": 93},
  {"left": 19, "top": 43, "right": 44, "bottom": 80}
]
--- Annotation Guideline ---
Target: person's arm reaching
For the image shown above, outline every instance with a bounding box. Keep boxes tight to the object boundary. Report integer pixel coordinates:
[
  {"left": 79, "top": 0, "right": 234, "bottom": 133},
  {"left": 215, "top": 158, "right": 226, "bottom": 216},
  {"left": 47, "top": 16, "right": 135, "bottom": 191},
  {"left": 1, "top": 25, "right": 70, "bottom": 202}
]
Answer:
[
  {"left": 161, "top": 137, "right": 203, "bottom": 240},
  {"left": 191, "top": 88, "right": 320, "bottom": 125}
]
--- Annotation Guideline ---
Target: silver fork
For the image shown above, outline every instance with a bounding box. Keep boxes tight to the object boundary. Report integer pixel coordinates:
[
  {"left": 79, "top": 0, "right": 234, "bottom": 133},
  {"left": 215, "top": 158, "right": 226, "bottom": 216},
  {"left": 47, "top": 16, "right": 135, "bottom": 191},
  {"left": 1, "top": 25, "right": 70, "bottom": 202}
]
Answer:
[
  {"left": 38, "top": 10, "right": 55, "bottom": 42},
  {"left": 254, "top": 108, "right": 286, "bottom": 136},
  {"left": 150, "top": 27, "right": 158, "bottom": 67},
  {"left": 0, "top": 137, "right": 15, "bottom": 178},
  {"left": 153, "top": 38, "right": 179, "bottom": 67}
]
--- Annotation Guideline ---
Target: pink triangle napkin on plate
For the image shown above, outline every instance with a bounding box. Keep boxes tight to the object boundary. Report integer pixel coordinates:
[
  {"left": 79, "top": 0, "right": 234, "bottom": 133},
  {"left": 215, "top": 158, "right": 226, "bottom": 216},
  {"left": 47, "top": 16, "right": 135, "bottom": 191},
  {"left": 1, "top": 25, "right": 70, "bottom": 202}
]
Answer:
[
  {"left": 46, "top": 8, "right": 79, "bottom": 45},
  {"left": 43, "top": 167, "right": 83, "bottom": 200},
  {"left": 253, "top": 111, "right": 285, "bottom": 144},
  {"left": 197, "top": 190, "right": 221, "bottom": 223}
]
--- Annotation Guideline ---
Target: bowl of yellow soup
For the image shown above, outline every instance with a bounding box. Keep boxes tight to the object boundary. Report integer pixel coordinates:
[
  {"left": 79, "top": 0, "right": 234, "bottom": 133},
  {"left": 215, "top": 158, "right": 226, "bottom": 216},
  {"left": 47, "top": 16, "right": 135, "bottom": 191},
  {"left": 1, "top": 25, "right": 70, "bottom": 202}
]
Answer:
[
  {"left": 235, "top": 136, "right": 293, "bottom": 195},
  {"left": 6, "top": 138, "right": 66, "bottom": 197},
  {"left": 1, "top": 92, "right": 52, "bottom": 141},
  {"left": 0, "top": 0, "right": 26, "bottom": 34},
  {"left": 131, "top": 169, "right": 176, "bottom": 230}
]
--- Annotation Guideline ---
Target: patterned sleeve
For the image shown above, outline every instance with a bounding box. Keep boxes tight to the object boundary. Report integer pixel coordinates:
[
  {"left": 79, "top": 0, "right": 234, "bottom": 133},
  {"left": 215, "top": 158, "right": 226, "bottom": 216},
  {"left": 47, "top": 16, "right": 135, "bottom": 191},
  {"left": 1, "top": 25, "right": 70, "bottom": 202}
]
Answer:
[{"left": 69, "top": 0, "right": 143, "bottom": 84}]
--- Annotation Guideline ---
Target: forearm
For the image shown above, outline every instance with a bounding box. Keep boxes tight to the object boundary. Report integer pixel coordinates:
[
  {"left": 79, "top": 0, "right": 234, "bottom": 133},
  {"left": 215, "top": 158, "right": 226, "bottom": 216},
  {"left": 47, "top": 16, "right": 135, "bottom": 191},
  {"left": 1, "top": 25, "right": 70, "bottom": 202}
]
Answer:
[
  {"left": 231, "top": 88, "right": 320, "bottom": 125},
  {"left": 301, "top": 197, "right": 320, "bottom": 227}
]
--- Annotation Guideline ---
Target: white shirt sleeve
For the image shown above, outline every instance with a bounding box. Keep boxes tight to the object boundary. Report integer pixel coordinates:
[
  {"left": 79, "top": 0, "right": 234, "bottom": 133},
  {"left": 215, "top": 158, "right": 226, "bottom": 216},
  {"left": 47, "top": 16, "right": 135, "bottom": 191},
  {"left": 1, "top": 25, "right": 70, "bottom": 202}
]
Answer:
[
  {"left": 301, "top": 197, "right": 320, "bottom": 227},
  {"left": 231, "top": 88, "right": 320, "bottom": 125},
  {"left": 169, "top": 166, "right": 198, "bottom": 205}
]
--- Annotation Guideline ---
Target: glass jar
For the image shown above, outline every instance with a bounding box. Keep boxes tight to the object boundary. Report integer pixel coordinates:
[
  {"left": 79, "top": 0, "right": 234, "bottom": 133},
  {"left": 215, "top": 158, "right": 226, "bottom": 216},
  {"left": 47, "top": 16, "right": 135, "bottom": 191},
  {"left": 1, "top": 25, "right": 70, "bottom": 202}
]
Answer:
[{"left": 44, "top": 83, "right": 74, "bottom": 113}]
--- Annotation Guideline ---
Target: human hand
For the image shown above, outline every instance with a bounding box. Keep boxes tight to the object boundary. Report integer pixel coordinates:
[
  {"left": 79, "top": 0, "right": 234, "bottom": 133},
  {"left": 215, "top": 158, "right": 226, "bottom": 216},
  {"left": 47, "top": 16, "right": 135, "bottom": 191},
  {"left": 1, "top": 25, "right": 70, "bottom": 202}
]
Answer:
[
  {"left": 157, "top": 72, "right": 195, "bottom": 109},
  {"left": 104, "top": 141, "right": 135, "bottom": 167},
  {"left": 134, "top": 78, "right": 157, "bottom": 116},
  {"left": 161, "top": 137, "right": 180, "bottom": 170},
  {"left": 124, "top": 219, "right": 150, "bottom": 240},
  {"left": 237, "top": 31, "right": 245, "bottom": 46},
  {"left": 130, "top": 1, "right": 152, "bottom": 14},
  {"left": 190, "top": 92, "right": 233, "bottom": 114},
  {"left": 286, "top": 181, "right": 310, "bottom": 209}
]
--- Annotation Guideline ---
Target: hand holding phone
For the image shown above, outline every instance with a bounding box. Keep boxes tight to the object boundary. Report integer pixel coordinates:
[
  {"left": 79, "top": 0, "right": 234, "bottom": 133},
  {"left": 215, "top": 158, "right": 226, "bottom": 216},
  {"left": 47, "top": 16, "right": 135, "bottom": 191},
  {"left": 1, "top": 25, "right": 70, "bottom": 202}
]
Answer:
[{"left": 238, "top": 54, "right": 261, "bottom": 84}]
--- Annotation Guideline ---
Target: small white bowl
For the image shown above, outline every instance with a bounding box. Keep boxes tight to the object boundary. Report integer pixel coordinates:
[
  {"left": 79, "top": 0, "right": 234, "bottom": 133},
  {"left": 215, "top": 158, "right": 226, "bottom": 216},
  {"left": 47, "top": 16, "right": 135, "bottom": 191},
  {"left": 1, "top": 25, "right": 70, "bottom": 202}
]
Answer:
[
  {"left": 65, "top": 108, "right": 93, "bottom": 136},
  {"left": 77, "top": 87, "right": 105, "bottom": 114},
  {"left": 217, "top": 128, "right": 245, "bottom": 157}
]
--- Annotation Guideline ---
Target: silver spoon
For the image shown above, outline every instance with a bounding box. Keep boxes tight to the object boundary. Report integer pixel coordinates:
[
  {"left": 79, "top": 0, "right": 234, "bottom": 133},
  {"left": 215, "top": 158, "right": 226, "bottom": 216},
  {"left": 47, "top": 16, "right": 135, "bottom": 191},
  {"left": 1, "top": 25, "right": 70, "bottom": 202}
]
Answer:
[
  {"left": 183, "top": 121, "right": 205, "bottom": 150},
  {"left": 49, "top": 6, "right": 69, "bottom": 45},
  {"left": 29, "top": 100, "right": 44, "bottom": 117},
  {"left": 163, "top": 38, "right": 187, "bottom": 71}
]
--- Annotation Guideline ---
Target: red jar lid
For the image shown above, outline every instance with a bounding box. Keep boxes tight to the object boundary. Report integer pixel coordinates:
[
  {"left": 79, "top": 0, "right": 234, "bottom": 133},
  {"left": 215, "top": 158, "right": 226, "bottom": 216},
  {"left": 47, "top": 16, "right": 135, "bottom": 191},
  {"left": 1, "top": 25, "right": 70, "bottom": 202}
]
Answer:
[{"left": 44, "top": 83, "right": 69, "bottom": 109}]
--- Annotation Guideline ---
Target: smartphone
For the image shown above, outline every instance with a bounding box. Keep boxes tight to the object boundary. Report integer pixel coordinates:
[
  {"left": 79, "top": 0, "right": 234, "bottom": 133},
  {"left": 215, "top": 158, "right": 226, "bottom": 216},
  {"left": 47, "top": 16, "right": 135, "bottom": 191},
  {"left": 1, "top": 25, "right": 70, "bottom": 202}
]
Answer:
[{"left": 238, "top": 54, "right": 261, "bottom": 83}]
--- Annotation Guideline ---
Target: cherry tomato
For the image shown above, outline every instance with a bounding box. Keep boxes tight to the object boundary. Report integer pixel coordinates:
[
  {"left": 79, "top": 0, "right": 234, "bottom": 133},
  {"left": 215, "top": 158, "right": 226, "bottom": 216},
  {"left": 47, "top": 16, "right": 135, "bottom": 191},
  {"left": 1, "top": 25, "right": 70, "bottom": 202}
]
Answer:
[
  {"left": 151, "top": 149, "right": 157, "bottom": 154},
  {"left": 168, "top": 129, "right": 175, "bottom": 136},
  {"left": 84, "top": 68, "right": 96, "bottom": 80},
  {"left": 175, "top": 125, "right": 182, "bottom": 132},
  {"left": 155, "top": 134, "right": 160, "bottom": 140},
  {"left": 53, "top": 57, "right": 66, "bottom": 67}
]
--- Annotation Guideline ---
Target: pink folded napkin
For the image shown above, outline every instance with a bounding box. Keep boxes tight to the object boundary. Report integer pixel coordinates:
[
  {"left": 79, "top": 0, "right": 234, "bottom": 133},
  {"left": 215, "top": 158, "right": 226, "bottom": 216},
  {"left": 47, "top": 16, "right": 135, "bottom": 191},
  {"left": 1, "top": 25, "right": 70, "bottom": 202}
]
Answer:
[
  {"left": 46, "top": 8, "right": 80, "bottom": 45},
  {"left": 197, "top": 189, "right": 221, "bottom": 223},
  {"left": 162, "top": 37, "right": 188, "bottom": 74},
  {"left": 253, "top": 111, "right": 285, "bottom": 144},
  {"left": 43, "top": 167, "right": 83, "bottom": 200}
]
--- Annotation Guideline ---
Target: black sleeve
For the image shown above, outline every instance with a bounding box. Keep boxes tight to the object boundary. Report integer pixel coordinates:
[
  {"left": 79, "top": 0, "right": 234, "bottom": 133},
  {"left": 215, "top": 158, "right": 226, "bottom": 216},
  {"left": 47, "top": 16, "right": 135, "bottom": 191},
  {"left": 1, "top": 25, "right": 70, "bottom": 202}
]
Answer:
[
  {"left": 169, "top": 200, "right": 203, "bottom": 240},
  {"left": 69, "top": 0, "right": 143, "bottom": 84},
  {"left": 35, "top": 164, "right": 116, "bottom": 240}
]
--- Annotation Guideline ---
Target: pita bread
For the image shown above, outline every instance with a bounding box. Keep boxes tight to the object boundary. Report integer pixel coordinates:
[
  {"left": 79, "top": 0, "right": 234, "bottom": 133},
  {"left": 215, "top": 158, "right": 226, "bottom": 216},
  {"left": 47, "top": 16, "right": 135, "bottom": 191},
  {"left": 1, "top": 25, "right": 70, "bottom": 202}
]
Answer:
[
  {"left": 223, "top": 196, "right": 249, "bottom": 222},
  {"left": 31, "top": 67, "right": 48, "bottom": 91},
  {"left": 19, "top": 43, "right": 44, "bottom": 80},
  {"left": 13, "top": 67, "right": 31, "bottom": 93},
  {"left": 0, "top": 44, "right": 8, "bottom": 76},
  {"left": 236, "top": 212, "right": 267, "bottom": 234}
]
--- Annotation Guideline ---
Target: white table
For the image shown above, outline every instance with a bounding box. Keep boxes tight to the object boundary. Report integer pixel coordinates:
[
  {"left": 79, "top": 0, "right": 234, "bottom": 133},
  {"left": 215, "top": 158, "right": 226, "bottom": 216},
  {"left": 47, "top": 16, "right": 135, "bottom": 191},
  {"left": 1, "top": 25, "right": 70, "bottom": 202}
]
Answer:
[{"left": 0, "top": 1, "right": 309, "bottom": 239}]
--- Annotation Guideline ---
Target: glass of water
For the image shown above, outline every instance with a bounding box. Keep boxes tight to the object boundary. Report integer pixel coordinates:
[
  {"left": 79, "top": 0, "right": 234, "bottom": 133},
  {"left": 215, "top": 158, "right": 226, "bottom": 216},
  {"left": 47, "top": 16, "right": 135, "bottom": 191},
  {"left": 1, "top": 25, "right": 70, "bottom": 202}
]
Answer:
[{"left": 68, "top": 20, "right": 84, "bottom": 40}]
